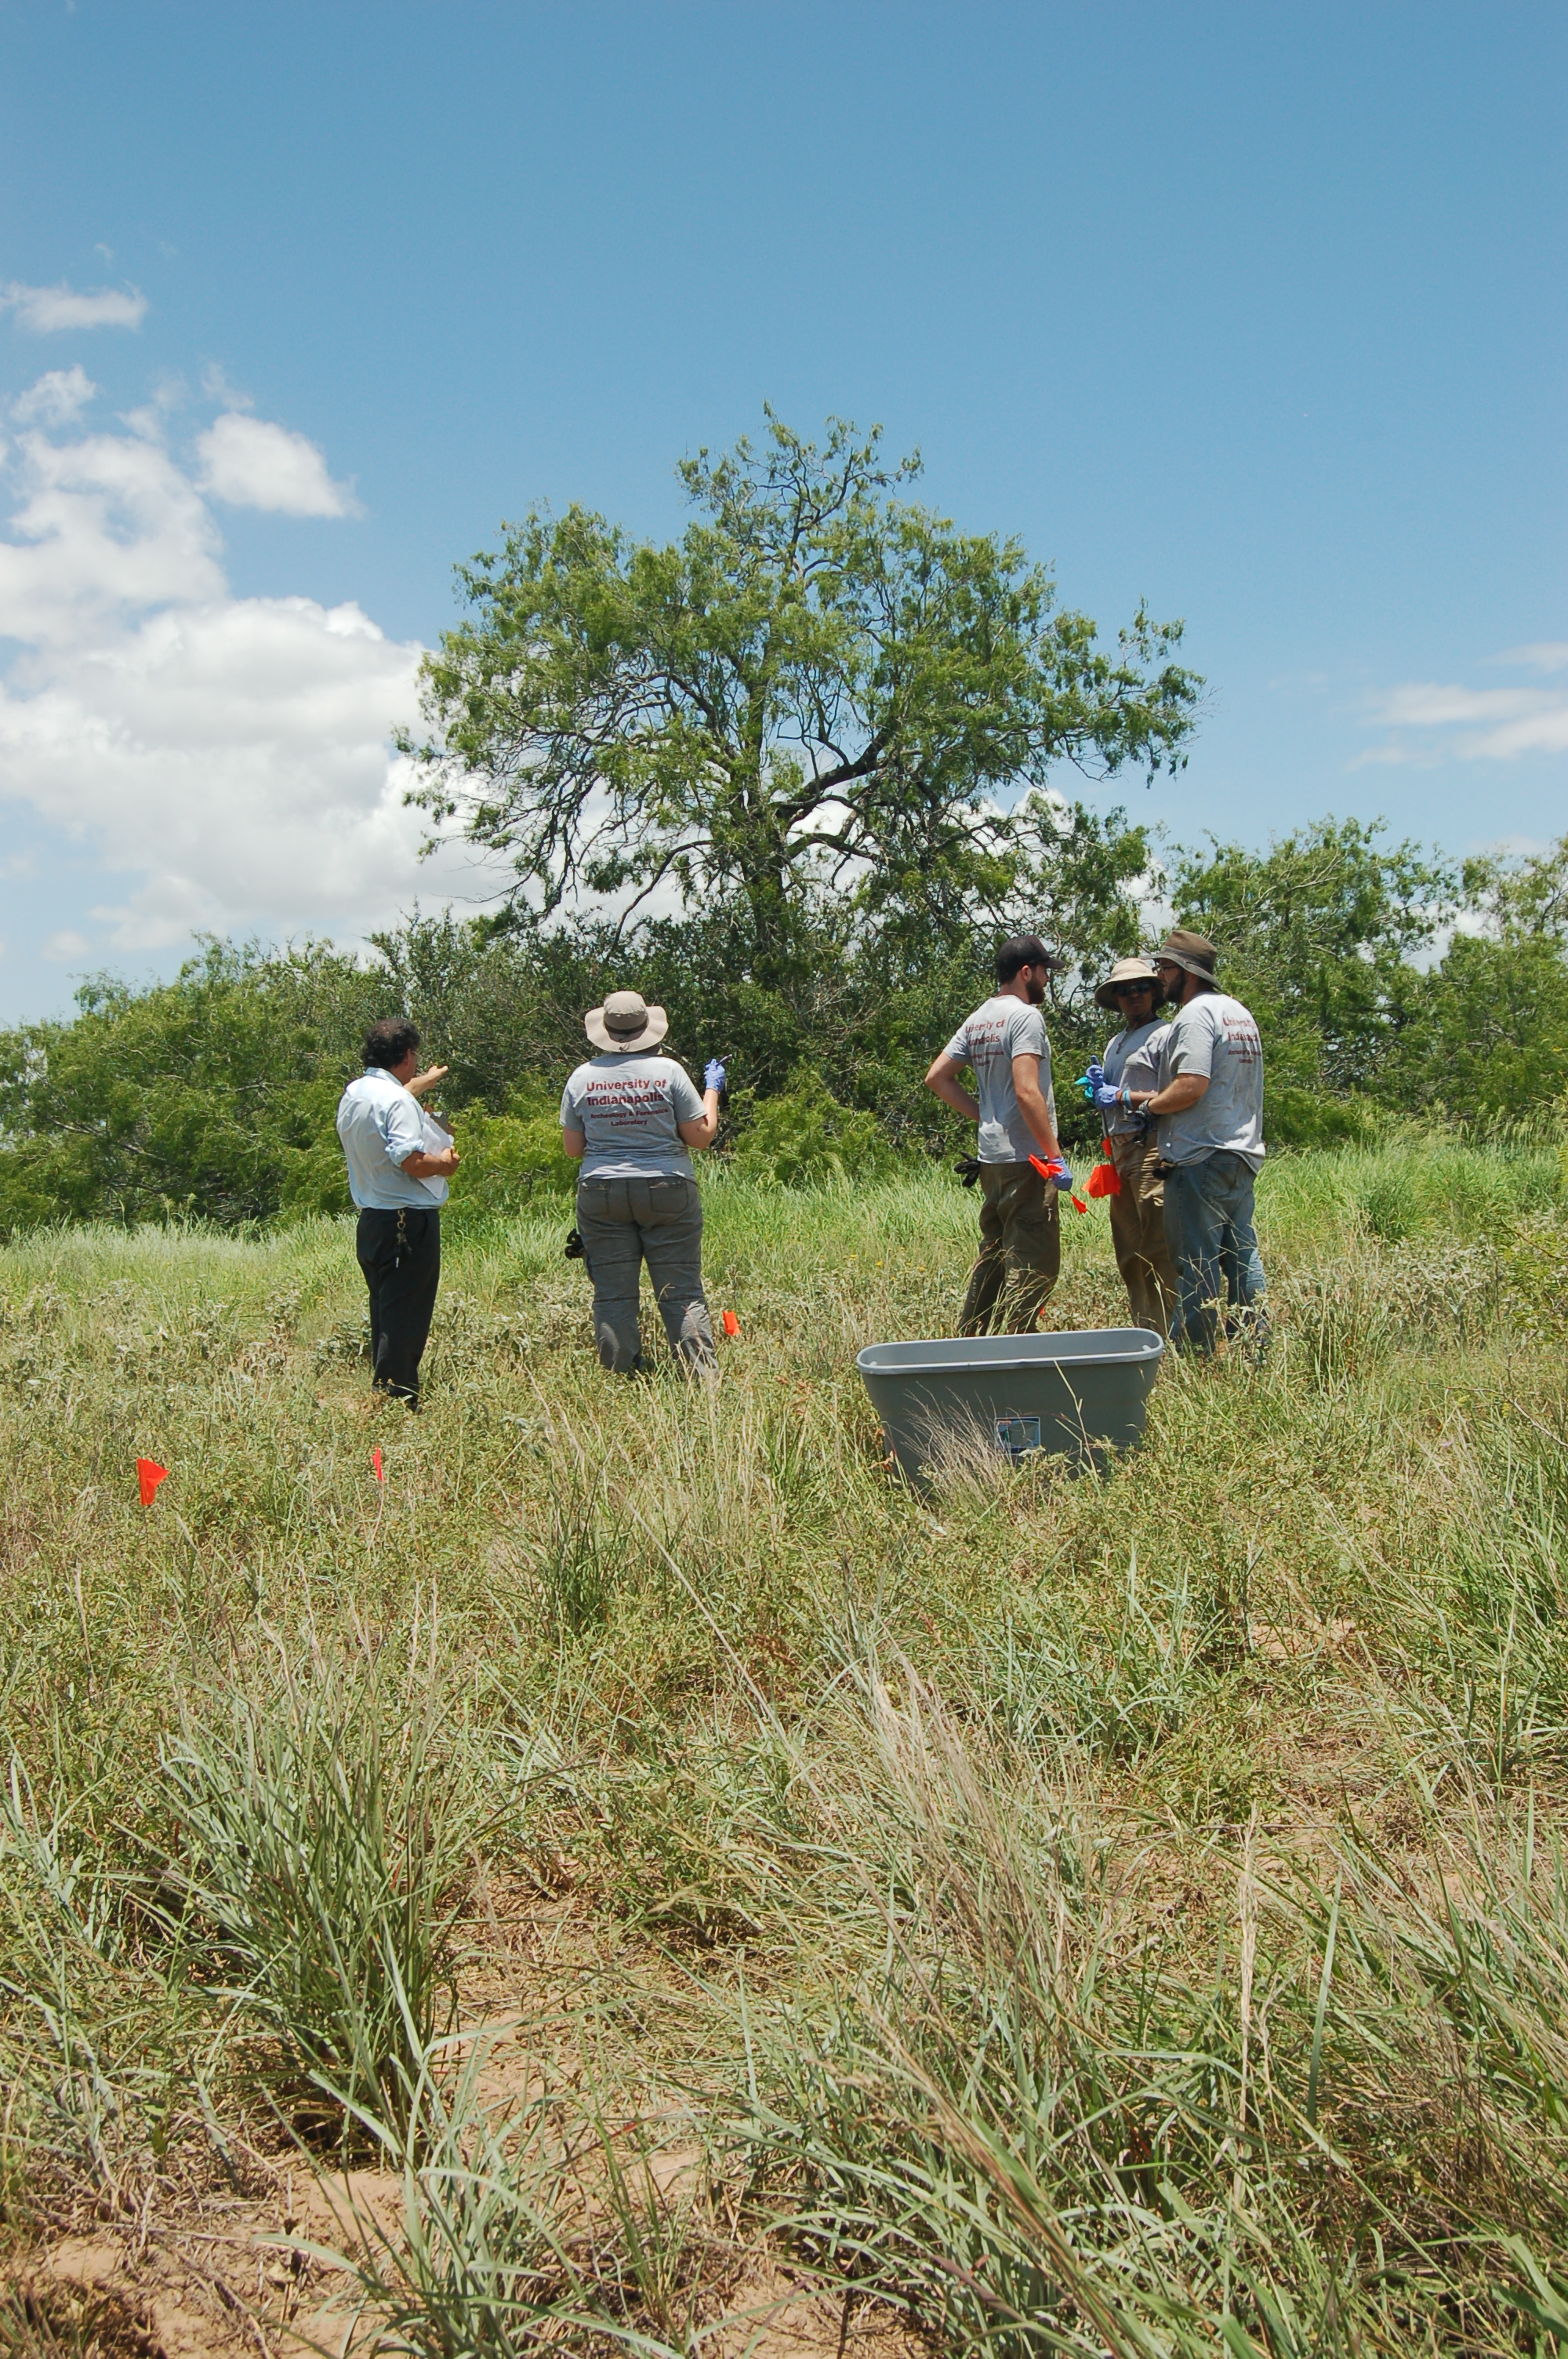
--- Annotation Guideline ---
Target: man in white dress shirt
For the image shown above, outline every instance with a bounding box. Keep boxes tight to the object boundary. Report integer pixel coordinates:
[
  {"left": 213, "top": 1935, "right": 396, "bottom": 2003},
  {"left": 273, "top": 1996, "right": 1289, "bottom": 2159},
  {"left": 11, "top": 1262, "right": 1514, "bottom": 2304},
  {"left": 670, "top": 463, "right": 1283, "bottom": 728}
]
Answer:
[{"left": 336, "top": 1019, "right": 459, "bottom": 1408}]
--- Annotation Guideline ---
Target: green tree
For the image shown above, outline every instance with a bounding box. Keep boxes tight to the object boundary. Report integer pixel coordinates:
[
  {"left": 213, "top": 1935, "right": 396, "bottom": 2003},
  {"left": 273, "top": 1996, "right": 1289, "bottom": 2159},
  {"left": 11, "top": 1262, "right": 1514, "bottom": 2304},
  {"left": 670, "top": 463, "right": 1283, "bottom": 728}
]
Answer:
[
  {"left": 1388, "top": 835, "right": 1568, "bottom": 1122},
  {"left": 0, "top": 941, "right": 381, "bottom": 1235},
  {"left": 1171, "top": 816, "right": 1454, "bottom": 1124},
  {"left": 405, "top": 413, "right": 1200, "bottom": 976}
]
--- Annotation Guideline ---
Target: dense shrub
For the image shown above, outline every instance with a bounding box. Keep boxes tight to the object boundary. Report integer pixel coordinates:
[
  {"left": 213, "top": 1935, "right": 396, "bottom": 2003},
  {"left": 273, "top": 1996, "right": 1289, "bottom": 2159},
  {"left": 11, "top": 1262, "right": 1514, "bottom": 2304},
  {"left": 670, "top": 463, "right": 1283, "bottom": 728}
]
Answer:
[
  {"left": 733, "top": 1070, "right": 898, "bottom": 1187},
  {"left": 2, "top": 826, "right": 1565, "bottom": 1236}
]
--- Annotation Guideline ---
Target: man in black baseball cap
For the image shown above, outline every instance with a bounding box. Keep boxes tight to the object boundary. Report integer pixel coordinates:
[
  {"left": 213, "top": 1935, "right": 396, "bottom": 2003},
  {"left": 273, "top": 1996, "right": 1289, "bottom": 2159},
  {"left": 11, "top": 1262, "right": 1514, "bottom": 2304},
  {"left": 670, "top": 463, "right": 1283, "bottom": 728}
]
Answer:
[{"left": 925, "top": 933, "right": 1076, "bottom": 1332}]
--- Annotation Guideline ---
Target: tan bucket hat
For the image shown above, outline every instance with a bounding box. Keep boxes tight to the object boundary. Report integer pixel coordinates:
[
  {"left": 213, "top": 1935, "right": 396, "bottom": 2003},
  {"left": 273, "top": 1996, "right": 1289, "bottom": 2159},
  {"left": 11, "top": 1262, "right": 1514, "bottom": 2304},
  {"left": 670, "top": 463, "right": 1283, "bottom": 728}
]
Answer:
[
  {"left": 1154, "top": 929, "right": 1221, "bottom": 983},
  {"left": 584, "top": 989, "right": 669, "bottom": 1053},
  {"left": 1094, "top": 955, "right": 1162, "bottom": 1012}
]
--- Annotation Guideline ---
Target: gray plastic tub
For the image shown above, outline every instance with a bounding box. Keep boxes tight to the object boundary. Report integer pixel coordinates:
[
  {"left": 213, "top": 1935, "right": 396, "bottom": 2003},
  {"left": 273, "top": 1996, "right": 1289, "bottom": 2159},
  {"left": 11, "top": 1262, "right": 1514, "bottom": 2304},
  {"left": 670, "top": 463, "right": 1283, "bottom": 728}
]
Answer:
[{"left": 857, "top": 1327, "right": 1165, "bottom": 1481}]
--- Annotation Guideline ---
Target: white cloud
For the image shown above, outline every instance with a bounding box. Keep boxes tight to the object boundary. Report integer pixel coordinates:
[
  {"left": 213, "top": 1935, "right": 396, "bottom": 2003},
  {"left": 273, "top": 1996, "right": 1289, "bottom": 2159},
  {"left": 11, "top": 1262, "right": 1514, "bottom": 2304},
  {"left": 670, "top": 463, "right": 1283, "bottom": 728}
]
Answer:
[
  {"left": 200, "top": 363, "right": 252, "bottom": 410},
  {"left": 0, "top": 425, "right": 227, "bottom": 649},
  {"left": 0, "top": 405, "right": 494, "bottom": 952},
  {"left": 195, "top": 411, "right": 358, "bottom": 517},
  {"left": 11, "top": 366, "right": 97, "bottom": 426},
  {"left": 1360, "top": 651, "right": 1568, "bottom": 766},
  {"left": 1, "top": 280, "right": 147, "bottom": 332},
  {"left": 1500, "top": 642, "right": 1568, "bottom": 674},
  {"left": 42, "top": 930, "right": 91, "bottom": 963}
]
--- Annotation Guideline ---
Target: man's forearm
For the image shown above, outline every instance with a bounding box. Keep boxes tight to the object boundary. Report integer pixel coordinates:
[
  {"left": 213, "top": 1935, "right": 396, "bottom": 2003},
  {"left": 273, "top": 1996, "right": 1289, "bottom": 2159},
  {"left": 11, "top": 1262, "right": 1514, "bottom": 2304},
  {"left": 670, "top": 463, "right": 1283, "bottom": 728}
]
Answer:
[
  {"left": 1014, "top": 1086, "right": 1062, "bottom": 1162},
  {"left": 927, "top": 1074, "right": 981, "bottom": 1124},
  {"left": 1137, "top": 1072, "right": 1209, "bottom": 1118}
]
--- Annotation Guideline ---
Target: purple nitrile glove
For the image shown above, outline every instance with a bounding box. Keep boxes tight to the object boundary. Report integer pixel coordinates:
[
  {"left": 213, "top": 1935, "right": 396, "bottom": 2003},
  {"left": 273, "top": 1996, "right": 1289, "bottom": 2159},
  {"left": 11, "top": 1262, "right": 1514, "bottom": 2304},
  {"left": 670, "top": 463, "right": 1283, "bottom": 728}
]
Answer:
[
  {"left": 1095, "top": 1081, "right": 1131, "bottom": 1112},
  {"left": 704, "top": 1059, "right": 727, "bottom": 1092}
]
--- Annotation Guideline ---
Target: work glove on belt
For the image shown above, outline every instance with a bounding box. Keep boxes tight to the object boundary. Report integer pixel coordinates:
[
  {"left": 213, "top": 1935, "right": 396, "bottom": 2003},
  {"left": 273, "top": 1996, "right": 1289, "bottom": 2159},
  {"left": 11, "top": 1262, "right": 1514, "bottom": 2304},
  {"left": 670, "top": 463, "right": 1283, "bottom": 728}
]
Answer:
[{"left": 954, "top": 1155, "right": 982, "bottom": 1188}]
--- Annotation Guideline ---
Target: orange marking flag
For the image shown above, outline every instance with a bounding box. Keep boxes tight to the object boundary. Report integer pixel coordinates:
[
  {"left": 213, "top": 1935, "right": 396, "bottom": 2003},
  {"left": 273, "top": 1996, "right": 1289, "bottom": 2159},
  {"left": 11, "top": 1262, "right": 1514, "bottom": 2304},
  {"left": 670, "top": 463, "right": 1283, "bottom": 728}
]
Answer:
[
  {"left": 721, "top": 1310, "right": 740, "bottom": 1337},
  {"left": 136, "top": 1458, "right": 169, "bottom": 1506},
  {"left": 372, "top": 1447, "right": 384, "bottom": 1484},
  {"left": 1086, "top": 1161, "right": 1122, "bottom": 1199}
]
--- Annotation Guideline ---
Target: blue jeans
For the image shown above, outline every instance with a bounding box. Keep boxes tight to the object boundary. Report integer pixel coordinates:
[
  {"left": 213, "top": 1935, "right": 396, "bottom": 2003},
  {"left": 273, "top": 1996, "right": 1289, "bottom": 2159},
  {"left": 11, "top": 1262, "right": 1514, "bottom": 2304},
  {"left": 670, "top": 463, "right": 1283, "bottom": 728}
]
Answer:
[{"left": 1162, "top": 1152, "right": 1268, "bottom": 1354}]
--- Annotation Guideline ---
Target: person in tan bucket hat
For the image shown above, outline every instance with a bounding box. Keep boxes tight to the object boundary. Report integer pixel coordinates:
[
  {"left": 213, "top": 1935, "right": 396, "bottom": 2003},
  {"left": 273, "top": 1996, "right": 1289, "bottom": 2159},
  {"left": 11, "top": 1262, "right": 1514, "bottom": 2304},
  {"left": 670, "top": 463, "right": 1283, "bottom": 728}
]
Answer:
[
  {"left": 560, "top": 991, "right": 727, "bottom": 1374},
  {"left": 1083, "top": 957, "right": 1178, "bottom": 1333}
]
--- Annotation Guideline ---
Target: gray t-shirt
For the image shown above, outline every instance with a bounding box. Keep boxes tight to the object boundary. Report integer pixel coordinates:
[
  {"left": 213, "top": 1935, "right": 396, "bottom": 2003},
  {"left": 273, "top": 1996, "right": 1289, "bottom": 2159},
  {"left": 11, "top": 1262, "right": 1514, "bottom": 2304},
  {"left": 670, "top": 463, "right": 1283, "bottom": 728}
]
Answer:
[
  {"left": 1155, "top": 992, "right": 1265, "bottom": 1170},
  {"left": 560, "top": 1052, "right": 705, "bottom": 1179},
  {"left": 1102, "top": 1018, "right": 1171, "bottom": 1140},
  {"left": 944, "top": 995, "right": 1057, "bottom": 1165}
]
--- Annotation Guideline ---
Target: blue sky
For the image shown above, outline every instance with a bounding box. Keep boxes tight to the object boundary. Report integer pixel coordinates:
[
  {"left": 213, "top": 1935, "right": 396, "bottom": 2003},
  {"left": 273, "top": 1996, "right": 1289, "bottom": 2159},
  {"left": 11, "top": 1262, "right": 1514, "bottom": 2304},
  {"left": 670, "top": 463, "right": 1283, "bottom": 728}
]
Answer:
[{"left": 0, "top": 0, "right": 1563, "bottom": 1019}]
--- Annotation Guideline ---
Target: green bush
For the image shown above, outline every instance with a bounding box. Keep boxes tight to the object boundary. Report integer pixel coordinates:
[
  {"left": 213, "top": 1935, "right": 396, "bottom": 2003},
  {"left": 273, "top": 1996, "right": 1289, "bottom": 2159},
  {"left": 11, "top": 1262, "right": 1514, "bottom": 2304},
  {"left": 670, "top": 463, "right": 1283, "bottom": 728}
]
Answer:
[
  {"left": 1265, "top": 1083, "right": 1377, "bottom": 1151},
  {"left": 0, "top": 941, "right": 378, "bottom": 1236},
  {"left": 444, "top": 1085, "right": 577, "bottom": 1215},
  {"left": 734, "top": 1069, "right": 898, "bottom": 1187}
]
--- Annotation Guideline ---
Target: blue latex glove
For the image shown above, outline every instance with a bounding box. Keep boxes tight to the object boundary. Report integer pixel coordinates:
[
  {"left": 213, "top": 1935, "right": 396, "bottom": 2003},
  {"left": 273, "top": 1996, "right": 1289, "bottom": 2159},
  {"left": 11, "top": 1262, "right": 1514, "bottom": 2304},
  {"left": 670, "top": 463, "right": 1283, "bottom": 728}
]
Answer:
[
  {"left": 1075, "top": 1060, "right": 1105, "bottom": 1103},
  {"left": 1095, "top": 1081, "right": 1131, "bottom": 1111},
  {"left": 1032, "top": 1154, "right": 1075, "bottom": 1190},
  {"left": 704, "top": 1059, "right": 727, "bottom": 1092}
]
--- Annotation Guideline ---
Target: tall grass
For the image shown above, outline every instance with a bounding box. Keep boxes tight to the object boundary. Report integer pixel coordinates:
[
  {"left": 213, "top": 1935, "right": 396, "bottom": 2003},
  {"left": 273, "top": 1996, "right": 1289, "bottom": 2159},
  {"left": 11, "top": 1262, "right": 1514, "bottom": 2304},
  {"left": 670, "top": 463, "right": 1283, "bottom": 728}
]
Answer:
[
  {"left": 1, "top": 1136, "right": 1566, "bottom": 2349},
  {"left": 155, "top": 1659, "right": 485, "bottom": 2147}
]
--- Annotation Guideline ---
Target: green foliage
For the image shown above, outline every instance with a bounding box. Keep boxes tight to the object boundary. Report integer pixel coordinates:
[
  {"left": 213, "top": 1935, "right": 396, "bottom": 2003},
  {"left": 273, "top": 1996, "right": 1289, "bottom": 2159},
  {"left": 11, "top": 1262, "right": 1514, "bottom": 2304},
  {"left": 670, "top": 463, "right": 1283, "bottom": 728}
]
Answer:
[
  {"left": 0, "top": 940, "right": 379, "bottom": 1237},
  {"left": 405, "top": 410, "right": 1199, "bottom": 962},
  {"left": 5, "top": 822, "right": 1568, "bottom": 1241},
  {"left": 1388, "top": 931, "right": 1568, "bottom": 1122},
  {"left": 1172, "top": 814, "right": 1453, "bottom": 1095},
  {"left": 734, "top": 1067, "right": 898, "bottom": 1187},
  {"left": 445, "top": 1086, "right": 578, "bottom": 1216}
]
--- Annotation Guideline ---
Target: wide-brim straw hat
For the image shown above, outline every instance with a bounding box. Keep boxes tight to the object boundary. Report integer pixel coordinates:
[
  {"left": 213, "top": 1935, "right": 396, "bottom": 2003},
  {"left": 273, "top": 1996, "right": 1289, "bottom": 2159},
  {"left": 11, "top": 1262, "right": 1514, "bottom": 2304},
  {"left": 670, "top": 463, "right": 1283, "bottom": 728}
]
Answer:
[
  {"left": 1154, "top": 929, "right": 1221, "bottom": 983},
  {"left": 584, "top": 990, "right": 669, "bottom": 1053},
  {"left": 1094, "top": 955, "right": 1162, "bottom": 1012}
]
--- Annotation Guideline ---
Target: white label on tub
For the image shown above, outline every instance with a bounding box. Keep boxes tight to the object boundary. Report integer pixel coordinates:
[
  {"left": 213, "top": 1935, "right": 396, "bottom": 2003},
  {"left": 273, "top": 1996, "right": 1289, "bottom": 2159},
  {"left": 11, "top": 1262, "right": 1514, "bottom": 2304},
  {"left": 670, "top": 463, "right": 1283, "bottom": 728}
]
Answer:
[{"left": 995, "top": 1416, "right": 1042, "bottom": 1459}]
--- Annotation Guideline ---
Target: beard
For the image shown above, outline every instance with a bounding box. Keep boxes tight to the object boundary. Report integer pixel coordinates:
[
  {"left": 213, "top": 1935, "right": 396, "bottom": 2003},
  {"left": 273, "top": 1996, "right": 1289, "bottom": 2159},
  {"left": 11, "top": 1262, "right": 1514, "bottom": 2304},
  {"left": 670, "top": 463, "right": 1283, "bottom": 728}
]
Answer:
[{"left": 1025, "top": 976, "right": 1046, "bottom": 1005}]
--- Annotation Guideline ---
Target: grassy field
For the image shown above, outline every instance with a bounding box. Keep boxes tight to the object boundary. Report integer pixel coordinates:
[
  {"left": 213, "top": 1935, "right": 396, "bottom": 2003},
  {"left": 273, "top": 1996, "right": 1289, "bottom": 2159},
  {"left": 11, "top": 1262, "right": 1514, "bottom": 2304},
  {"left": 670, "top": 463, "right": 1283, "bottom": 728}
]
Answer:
[{"left": 4, "top": 1136, "right": 1568, "bottom": 2357}]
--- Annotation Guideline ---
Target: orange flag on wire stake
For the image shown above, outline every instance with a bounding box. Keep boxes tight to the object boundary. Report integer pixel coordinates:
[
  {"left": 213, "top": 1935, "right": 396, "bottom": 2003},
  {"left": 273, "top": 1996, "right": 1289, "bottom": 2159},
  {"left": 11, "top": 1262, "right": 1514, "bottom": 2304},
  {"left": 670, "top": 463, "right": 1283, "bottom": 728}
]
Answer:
[
  {"left": 372, "top": 1447, "right": 384, "bottom": 1484},
  {"left": 1086, "top": 1161, "right": 1121, "bottom": 1200},
  {"left": 136, "top": 1458, "right": 168, "bottom": 1506},
  {"left": 721, "top": 1310, "right": 740, "bottom": 1337}
]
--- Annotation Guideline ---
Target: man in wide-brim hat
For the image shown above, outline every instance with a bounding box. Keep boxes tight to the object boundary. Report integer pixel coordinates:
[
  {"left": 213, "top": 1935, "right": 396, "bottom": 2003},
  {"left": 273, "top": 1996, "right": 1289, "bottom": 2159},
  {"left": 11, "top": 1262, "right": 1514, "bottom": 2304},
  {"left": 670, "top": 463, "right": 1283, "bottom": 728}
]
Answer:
[
  {"left": 1082, "top": 957, "right": 1178, "bottom": 1334},
  {"left": 560, "top": 990, "right": 727, "bottom": 1374},
  {"left": 1118, "top": 931, "right": 1269, "bottom": 1355}
]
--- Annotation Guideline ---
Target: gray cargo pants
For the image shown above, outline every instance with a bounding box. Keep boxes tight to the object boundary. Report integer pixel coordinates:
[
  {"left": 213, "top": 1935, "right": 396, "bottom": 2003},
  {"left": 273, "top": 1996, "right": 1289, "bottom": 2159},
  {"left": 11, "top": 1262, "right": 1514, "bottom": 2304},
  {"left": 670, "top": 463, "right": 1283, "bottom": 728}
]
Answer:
[{"left": 575, "top": 1174, "right": 716, "bottom": 1375}]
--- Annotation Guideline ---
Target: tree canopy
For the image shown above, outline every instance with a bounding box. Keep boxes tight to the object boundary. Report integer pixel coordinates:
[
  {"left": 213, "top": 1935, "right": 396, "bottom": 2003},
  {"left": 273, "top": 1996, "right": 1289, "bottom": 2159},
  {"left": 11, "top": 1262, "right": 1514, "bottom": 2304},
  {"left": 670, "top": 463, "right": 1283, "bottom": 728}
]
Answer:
[
  {"left": 1173, "top": 817, "right": 1454, "bottom": 1092},
  {"left": 405, "top": 413, "right": 1201, "bottom": 956}
]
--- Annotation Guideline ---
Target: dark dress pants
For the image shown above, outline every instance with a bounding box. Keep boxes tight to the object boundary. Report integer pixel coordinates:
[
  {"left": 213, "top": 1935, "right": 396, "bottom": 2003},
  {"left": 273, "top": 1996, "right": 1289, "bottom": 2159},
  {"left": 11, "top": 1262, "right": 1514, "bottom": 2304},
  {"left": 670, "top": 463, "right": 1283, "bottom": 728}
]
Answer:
[{"left": 355, "top": 1205, "right": 441, "bottom": 1405}]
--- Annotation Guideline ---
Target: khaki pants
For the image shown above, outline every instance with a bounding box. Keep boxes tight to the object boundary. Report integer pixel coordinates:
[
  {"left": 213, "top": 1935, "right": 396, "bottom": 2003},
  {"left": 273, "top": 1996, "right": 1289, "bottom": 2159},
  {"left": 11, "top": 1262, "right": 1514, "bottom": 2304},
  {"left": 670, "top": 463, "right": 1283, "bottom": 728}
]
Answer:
[
  {"left": 959, "top": 1161, "right": 1061, "bottom": 1335},
  {"left": 575, "top": 1175, "right": 715, "bottom": 1375},
  {"left": 1107, "top": 1134, "right": 1178, "bottom": 1337}
]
